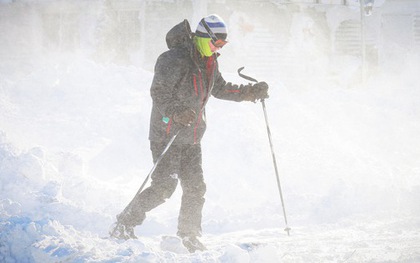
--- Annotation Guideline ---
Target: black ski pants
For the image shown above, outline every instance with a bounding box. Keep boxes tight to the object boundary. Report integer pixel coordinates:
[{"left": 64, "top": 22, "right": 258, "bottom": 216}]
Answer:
[{"left": 119, "top": 141, "right": 206, "bottom": 238}]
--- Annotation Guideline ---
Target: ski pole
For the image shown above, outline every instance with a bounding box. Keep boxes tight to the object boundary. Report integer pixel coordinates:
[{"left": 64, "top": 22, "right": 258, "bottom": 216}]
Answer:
[
  {"left": 110, "top": 130, "right": 180, "bottom": 238},
  {"left": 261, "top": 99, "right": 291, "bottom": 236},
  {"left": 121, "top": 129, "right": 181, "bottom": 215},
  {"left": 237, "top": 67, "right": 291, "bottom": 236}
]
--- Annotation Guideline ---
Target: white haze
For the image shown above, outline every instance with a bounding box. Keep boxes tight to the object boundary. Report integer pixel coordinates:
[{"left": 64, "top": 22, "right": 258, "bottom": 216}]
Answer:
[{"left": 0, "top": 1, "right": 420, "bottom": 262}]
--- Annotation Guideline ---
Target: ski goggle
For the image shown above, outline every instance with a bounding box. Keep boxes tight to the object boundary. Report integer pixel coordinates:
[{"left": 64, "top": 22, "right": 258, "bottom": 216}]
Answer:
[
  {"left": 200, "top": 18, "right": 228, "bottom": 48},
  {"left": 211, "top": 38, "right": 227, "bottom": 48}
]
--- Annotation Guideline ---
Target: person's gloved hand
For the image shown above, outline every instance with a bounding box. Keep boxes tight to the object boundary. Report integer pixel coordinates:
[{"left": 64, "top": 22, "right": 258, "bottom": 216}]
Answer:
[
  {"left": 173, "top": 108, "right": 196, "bottom": 126},
  {"left": 240, "top": 82, "right": 269, "bottom": 102}
]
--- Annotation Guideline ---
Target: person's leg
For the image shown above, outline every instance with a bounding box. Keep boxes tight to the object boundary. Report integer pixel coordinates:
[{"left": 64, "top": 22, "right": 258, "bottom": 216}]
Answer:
[{"left": 177, "top": 144, "right": 206, "bottom": 241}]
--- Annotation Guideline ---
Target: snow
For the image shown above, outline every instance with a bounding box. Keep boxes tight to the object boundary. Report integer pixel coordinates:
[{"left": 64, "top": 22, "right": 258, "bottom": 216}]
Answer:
[{"left": 1, "top": 5, "right": 420, "bottom": 263}]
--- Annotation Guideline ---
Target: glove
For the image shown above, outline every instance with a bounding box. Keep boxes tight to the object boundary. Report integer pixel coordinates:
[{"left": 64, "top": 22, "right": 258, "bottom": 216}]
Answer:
[
  {"left": 240, "top": 82, "right": 269, "bottom": 102},
  {"left": 173, "top": 108, "right": 196, "bottom": 126}
]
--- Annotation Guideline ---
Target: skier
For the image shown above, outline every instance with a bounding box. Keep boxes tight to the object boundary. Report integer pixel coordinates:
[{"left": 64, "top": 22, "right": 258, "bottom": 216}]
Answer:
[{"left": 110, "top": 14, "right": 269, "bottom": 252}]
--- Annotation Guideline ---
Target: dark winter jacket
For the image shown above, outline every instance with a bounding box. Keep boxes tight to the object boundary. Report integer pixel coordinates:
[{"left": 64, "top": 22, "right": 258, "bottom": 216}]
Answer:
[{"left": 149, "top": 20, "right": 245, "bottom": 145}]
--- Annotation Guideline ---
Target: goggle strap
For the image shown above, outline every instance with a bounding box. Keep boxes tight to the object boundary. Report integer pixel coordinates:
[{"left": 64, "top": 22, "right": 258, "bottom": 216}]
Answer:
[{"left": 200, "top": 18, "right": 219, "bottom": 42}]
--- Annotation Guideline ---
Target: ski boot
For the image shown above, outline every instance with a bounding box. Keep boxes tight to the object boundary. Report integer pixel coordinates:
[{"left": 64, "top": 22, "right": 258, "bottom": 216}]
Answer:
[
  {"left": 181, "top": 236, "right": 206, "bottom": 253},
  {"left": 109, "top": 222, "right": 137, "bottom": 240}
]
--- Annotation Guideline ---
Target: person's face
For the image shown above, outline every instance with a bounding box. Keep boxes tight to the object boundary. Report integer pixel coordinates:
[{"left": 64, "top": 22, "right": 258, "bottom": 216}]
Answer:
[{"left": 208, "top": 38, "right": 227, "bottom": 53}]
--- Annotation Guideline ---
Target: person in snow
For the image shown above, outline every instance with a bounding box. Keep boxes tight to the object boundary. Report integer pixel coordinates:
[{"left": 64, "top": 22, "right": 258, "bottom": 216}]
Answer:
[{"left": 110, "top": 14, "right": 269, "bottom": 252}]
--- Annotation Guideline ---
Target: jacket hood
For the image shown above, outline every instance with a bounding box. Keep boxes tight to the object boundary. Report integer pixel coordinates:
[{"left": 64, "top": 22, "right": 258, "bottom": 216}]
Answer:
[{"left": 166, "top": 19, "right": 193, "bottom": 49}]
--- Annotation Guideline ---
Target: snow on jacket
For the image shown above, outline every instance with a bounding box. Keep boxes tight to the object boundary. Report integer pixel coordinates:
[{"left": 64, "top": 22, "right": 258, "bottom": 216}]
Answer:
[{"left": 148, "top": 20, "right": 245, "bottom": 145}]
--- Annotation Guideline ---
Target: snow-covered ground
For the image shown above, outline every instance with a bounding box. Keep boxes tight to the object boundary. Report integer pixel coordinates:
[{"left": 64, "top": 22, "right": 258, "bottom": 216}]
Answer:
[
  {"left": 1, "top": 52, "right": 419, "bottom": 262},
  {"left": 1, "top": 6, "right": 420, "bottom": 263}
]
